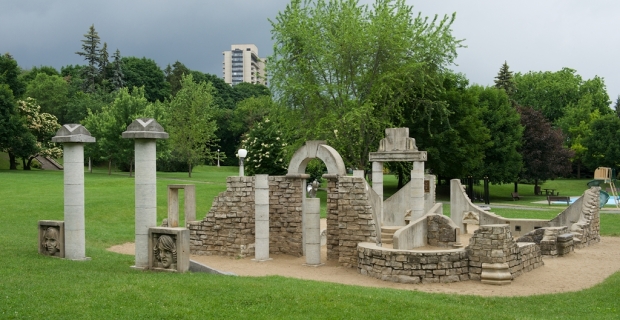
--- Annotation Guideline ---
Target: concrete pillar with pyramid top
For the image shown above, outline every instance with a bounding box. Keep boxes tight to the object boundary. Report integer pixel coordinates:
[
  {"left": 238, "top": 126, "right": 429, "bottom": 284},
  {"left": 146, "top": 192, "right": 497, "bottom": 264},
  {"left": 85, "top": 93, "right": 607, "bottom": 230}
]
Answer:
[
  {"left": 52, "top": 124, "right": 96, "bottom": 260},
  {"left": 122, "top": 118, "right": 168, "bottom": 269}
]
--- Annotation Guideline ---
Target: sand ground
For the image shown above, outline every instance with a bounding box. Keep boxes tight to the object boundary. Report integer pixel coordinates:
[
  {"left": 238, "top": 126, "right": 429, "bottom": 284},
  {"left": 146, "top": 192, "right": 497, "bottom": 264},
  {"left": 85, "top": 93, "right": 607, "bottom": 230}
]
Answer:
[{"left": 108, "top": 228, "right": 620, "bottom": 297}]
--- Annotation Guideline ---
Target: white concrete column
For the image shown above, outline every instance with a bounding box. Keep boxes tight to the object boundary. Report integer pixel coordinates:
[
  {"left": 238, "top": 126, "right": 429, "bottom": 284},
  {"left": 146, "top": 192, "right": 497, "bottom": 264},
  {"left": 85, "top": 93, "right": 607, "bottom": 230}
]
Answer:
[
  {"left": 254, "top": 174, "right": 270, "bottom": 261},
  {"left": 63, "top": 143, "right": 86, "bottom": 260},
  {"left": 134, "top": 139, "right": 157, "bottom": 268},
  {"left": 122, "top": 118, "right": 168, "bottom": 269},
  {"left": 304, "top": 198, "right": 321, "bottom": 266},
  {"left": 372, "top": 162, "right": 384, "bottom": 224},
  {"left": 411, "top": 161, "right": 425, "bottom": 220},
  {"left": 52, "top": 124, "right": 96, "bottom": 261}
]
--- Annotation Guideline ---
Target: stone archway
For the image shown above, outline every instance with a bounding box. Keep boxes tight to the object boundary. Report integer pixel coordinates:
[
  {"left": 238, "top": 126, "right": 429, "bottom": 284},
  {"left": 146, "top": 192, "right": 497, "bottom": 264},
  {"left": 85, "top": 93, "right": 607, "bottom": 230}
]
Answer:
[
  {"left": 287, "top": 140, "right": 346, "bottom": 176},
  {"left": 286, "top": 141, "right": 346, "bottom": 261}
]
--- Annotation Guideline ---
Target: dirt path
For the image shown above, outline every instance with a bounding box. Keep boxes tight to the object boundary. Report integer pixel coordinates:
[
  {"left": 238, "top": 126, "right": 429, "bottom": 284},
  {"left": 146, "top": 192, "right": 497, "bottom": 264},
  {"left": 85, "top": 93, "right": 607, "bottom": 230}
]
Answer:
[{"left": 108, "top": 236, "right": 620, "bottom": 297}]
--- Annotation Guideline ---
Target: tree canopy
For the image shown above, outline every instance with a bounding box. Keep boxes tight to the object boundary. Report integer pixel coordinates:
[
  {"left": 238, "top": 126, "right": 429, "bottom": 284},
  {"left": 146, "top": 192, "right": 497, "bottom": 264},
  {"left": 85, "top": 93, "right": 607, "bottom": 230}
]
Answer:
[{"left": 269, "top": 0, "right": 462, "bottom": 169}]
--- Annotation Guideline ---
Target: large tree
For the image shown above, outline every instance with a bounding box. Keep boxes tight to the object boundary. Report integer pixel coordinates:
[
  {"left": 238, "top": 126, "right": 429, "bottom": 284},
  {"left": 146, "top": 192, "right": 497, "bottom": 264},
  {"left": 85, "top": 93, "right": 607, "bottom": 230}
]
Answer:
[
  {"left": 582, "top": 114, "right": 620, "bottom": 171},
  {"left": 517, "top": 105, "right": 574, "bottom": 190},
  {"left": 0, "top": 53, "right": 25, "bottom": 98},
  {"left": 24, "top": 73, "right": 69, "bottom": 123},
  {"left": 121, "top": 57, "right": 170, "bottom": 102},
  {"left": 15, "top": 98, "right": 62, "bottom": 170},
  {"left": 167, "top": 75, "right": 218, "bottom": 177},
  {"left": 494, "top": 61, "right": 516, "bottom": 97},
  {"left": 75, "top": 25, "right": 102, "bottom": 93},
  {"left": 513, "top": 68, "right": 610, "bottom": 124},
  {"left": 269, "top": 0, "right": 462, "bottom": 169}
]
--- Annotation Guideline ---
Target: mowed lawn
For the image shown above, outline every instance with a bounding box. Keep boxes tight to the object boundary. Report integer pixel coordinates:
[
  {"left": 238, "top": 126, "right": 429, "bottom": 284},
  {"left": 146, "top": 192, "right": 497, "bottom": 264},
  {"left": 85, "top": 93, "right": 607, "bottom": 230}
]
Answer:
[{"left": 1, "top": 167, "right": 619, "bottom": 319}]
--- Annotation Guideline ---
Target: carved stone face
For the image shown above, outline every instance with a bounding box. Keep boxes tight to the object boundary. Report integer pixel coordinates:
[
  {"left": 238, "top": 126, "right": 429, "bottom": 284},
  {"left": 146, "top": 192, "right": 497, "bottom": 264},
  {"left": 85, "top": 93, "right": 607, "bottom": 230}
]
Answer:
[
  {"left": 43, "top": 227, "right": 60, "bottom": 255},
  {"left": 158, "top": 248, "right": 174, "bottom": 268}
]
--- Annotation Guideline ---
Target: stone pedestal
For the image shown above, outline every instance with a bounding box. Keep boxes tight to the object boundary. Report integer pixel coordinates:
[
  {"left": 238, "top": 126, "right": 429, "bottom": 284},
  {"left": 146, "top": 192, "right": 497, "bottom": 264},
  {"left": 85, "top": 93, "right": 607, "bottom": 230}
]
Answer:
[
  {"left": 411, "top": 162, "right": 425, "bottom": 220},
  {"left": 123, "top": 118, "right": 168, "bottom": 269},
  {"left": 304, "top": 198, "right": 322, "bottom": 266},
  {"left": 254, "top": 174, "right": 271, "bottom": 262},
  {"left": 148, "top": 227, "right": 189, "bottom": 272},
  {"left": 481, "top": 263, "right": 512, "bottom": 285},
  {"left": 52, "top": 124, "right": 95, "bottom": 260}
]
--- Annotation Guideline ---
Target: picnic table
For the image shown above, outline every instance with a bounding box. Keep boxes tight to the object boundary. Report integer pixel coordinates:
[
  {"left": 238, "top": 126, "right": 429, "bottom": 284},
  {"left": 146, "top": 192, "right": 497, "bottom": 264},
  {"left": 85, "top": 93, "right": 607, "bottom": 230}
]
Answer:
[{"left": 543, "top": 188, "right": 558, "bottom": 196}]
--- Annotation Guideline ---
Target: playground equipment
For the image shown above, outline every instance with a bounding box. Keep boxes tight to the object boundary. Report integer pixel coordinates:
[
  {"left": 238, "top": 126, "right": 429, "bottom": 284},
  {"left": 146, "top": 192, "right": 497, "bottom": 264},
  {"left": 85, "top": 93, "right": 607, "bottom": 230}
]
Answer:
[{"left": 593, "top": 167, "right": 618, "bottom": 208}]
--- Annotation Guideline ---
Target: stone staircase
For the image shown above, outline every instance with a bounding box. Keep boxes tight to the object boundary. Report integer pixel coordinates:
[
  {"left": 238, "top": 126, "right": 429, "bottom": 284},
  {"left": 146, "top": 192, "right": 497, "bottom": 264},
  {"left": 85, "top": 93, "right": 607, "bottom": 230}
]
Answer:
[{"left": 380, "top": 226, "right": 402, "bottom": 245}]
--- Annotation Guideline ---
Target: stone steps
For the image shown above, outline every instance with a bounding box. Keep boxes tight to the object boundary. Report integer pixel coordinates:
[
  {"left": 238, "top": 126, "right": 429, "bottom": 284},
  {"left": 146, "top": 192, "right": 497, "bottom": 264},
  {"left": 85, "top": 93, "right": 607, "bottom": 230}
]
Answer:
[{"left": 380, "top": 226, "right": 402, "bottom": 244}]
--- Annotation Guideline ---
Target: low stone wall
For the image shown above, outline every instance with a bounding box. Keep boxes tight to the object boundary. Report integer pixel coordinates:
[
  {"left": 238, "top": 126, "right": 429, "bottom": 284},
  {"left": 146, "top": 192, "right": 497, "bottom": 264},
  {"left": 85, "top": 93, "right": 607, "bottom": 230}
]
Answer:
[
  {"left": 357, "top": 243, "right": 469, "bottom": 284},
  {"left": 516, "top": 226, "right": 574, "bottom": 257},
  {"left": 336, "top": 177, "right": 378, "bottom": 267},
  {"left": 188, "top": 176, "right": 304, "bottom": 257},
  {"left": 427, "top": 214, "right": 459, "bottom": 247},
  {"left": 467, "top": 224, "right": 543, "bottom": 280}
]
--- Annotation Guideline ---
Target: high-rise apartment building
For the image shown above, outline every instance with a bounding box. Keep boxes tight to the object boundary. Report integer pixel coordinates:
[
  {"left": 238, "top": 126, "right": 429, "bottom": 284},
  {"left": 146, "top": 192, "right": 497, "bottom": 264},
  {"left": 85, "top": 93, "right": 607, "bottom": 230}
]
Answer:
[{"left": 222, "top": 44, "right": 267, "bottom": 86}]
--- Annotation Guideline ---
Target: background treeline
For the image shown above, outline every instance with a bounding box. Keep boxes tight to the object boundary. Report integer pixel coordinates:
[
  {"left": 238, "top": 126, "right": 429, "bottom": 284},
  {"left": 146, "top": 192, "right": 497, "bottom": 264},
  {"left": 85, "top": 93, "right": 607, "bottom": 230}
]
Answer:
[{"left": 2, "top": 1, "right": 620, "bottom": 190}]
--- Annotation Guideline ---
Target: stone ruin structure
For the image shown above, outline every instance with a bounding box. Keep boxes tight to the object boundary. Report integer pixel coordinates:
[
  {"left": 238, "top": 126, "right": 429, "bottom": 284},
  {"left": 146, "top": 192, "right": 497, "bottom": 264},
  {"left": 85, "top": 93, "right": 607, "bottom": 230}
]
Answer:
[{"left": 186, "top": 127, "right": 601, "bottom": 285}]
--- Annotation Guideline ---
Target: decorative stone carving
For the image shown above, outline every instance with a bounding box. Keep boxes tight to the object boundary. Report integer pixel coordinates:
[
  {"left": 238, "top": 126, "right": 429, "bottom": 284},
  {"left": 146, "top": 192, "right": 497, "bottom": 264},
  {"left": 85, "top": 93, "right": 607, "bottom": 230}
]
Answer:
[
  {"left": 148, "top": 227, "right": 189, "bottom": 272},
  {"left": 38, "top": 220, "right": 64, "bottom": 258}
]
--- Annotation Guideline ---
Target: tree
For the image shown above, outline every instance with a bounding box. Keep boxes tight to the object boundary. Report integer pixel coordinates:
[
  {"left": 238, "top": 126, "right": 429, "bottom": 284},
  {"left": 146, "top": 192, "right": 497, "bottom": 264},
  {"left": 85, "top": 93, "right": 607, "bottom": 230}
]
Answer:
[
  {"left": 83, "top": 87, "right": 151, "bottom": 175},
  {"left": 614, "top": 96, "right": 620, "bottom": 119},
  {"left": 408, "top": 73, "right": 490, "bottom": 184},
  {"left": 167, "top": 75, "right": 218, "bottom": 177},
  {"left": 24, "top": 73, "right": 69, "bottom": 123},
  {"left": 15, "top": 98, "right": 62, "bottom": 170},
  {"left": 166, "top": 61, "right": 190, "bottom": 96},
  {"left": 111, "top": 49, "right": 124, "bottom": 91},
  {"left": 582, "top": 114, "right": 620, "bottom": 171},
  {"left": 75, "top": 25, "right": 102, "bottom": 93},
  {"left": 494, "top": 61, "right": 516, "bottom": 97},
  {"left": 19, "top": 66, "right": 59, "bottom": 84},
  {"left": 269, "top": 0, "right": 462, "bottom": 169},
  {"left": 99, "top": 42, "right": 109, "bottom": 84},
  {"left": 0, "top": 53, "right": 25, "bottom": 98},
  {"left": 241, "top": 117, "right": 288, "bottom": 175},
  {"left": 517, "top": 105, "right": 574, "bottom": 190},
  {"left": 513, "top": 68, "right": 610, "bottom": 124},
  {"left": 121, "top": 57, "right": 170, "bottom": 102},
  {"left": 0, "top": 84, "right": 32, "bottom": 169},
  {"left": 477, "top": 86, "right": 523, "bottom": 184}
]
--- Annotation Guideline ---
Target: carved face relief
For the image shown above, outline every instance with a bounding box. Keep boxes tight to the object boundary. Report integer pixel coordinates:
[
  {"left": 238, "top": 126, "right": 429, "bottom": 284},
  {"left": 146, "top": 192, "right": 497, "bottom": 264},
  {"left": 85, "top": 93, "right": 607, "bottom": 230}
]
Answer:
[
  {"left": 43, "top": 227, "right": 60, "bottom": 256},
  {"left": 154, "top": 235, "right": 177, "bottom": 269}
]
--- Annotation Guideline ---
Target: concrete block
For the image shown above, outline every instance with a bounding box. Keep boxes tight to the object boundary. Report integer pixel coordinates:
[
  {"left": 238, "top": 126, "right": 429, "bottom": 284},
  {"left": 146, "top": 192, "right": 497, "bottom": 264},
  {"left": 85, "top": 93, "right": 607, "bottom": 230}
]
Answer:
[
  {"left": 148, "top": 227, "right": 189, "bottom": 272},
  {"left": 39, "top": 220, "right": 65, "bottom": 258}
]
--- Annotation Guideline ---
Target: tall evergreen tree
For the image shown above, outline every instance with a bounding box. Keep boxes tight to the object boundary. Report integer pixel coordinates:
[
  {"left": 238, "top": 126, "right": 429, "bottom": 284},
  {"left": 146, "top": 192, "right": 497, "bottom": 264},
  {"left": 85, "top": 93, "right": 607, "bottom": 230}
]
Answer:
[
  {"left": 494, "top": 61, "right": 516, "bottom": 97},
  {"left": 111, "top": 49, "right": 124, "bottom": 90},
  {"left": 614, "top": 95, "right": 620, "bottom": 119},
  {"left": 99, "top": 42, "right": 109, "bottom": 84},
  {"left": 75, "top": 24, "right": 101, "bottom": 93}
]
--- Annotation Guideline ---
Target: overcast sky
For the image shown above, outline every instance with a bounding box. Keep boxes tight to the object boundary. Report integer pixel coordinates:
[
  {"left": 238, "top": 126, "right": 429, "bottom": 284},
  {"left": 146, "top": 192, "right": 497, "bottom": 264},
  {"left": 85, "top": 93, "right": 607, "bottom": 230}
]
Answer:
[{"left": 2, "top": 0, "right": 619, "bottom": 103}]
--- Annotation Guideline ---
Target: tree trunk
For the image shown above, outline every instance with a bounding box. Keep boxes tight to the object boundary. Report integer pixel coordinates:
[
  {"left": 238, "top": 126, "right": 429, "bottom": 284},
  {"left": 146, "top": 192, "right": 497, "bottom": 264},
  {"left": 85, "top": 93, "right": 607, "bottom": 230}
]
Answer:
[
  {"left": 108, "top": 159, "right": 112, "bottom": 175},
  {"left": 26, "top": 156, "right": 35, "bottom": 170},
  {"left": 577, "top": 161, "right": 581, "bottom": 179},
  {"left": 9, "top": 152, "right": 17, "bottom": 170},
  {"left": 514, "top": 181, "right": 518, "bottom": 193},
  {"left": 188, "top": 162, "right": 192, "bottom": 178},
  {"left": 22, "top": 158, "right": 30, "bottom": 170}
]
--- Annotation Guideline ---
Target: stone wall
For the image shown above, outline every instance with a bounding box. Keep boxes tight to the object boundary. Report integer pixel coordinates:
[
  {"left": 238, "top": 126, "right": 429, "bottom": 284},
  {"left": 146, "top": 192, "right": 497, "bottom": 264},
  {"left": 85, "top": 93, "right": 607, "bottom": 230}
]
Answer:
[
  {"left": 516, "top": 226, "right": 574, "bottom": 257},
  {"left": 188, "top": 176, "right": 304, "bottom": 257},
  {"left": 515, "top": 243, "right": 543, "bottom": 276},
  {"left": 357, "top": 243, "right": 469, "bottom": 284},
  {"left": 427, "top": 214, "right": 459, "bottom": 247},
  {"left": 336, "top": 176, "right": 378, "bottom": 267},
  {"left": 570, "top": 187, "right": 601, "bottom": 248},
  {"left": 467, "top": 224, "right": 543, "bottom": 280}
]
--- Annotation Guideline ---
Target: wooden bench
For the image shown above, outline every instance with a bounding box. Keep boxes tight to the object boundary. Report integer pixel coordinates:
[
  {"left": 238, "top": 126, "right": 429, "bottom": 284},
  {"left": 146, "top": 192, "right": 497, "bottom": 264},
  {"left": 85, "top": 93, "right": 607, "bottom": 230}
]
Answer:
[
  {"left": 511, "top": 192, "right": 520, "bottom": 200},
  {"left": 547, "top": 195, "right": 570, "bottom": 205}
]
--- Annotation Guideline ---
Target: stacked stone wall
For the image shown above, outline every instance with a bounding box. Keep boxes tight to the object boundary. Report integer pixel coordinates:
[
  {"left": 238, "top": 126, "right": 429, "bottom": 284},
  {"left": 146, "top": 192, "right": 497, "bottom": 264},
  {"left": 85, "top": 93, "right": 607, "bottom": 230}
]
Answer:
[
  {"left": 357, "top": 243, "right": 469, "bottom": 284},
  {"left": 427, "top": 215, "right": 458, "bottom": 247},
  {"left": 570, "top": 187, "right": 601, "bottom": 248},
  {"left": 326, "top": 178, "right": 340, "bottom": 261},
  {"left": 467, "top": 224, "right": 543, "bottom": 280},
  {"left": 188, "top": 176, "right": 304, "bottom": 257},
  {"left": 337, "top": 177, "right": 378, "bottom": 267}
]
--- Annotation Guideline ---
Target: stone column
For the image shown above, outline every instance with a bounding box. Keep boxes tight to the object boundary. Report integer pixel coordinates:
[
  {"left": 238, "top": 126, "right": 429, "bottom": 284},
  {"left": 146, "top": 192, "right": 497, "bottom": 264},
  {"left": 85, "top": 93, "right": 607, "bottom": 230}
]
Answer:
[
  {"left": 52, "top": 124, "right": 95, "bottom": 260},
  {"left": 254, "top": 174, "right": 271, "bottom": 261},
  {"left": 122, "top": 118, "right": 168, "bottom": 269},
  {"left": 411, "top": 161, "right": 425, "bottom": 220},
  {"left": 371, "top": 162, "right": 383, "bottom": 223},
  {"left": 304, "top": 198, "right": 321, "bottom": 266}
]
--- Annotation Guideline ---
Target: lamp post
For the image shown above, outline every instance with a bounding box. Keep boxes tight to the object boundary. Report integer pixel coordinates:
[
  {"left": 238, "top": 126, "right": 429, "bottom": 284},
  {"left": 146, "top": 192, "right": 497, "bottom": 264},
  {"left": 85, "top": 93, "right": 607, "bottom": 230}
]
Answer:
[
  {"left": 238, "top": 148, "right": 247, "bottom": 177},
  {"left": 217, "top": 149, "right": 220, "bottom": 167}
]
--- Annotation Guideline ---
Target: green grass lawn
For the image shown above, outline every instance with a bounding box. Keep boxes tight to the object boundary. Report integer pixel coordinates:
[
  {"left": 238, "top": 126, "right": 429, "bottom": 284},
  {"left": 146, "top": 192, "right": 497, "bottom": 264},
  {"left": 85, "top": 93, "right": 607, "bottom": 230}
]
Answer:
[{"left": 1, "top": 168, "right": 620, "bottom": 319}]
